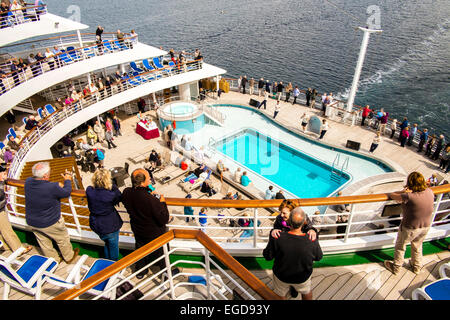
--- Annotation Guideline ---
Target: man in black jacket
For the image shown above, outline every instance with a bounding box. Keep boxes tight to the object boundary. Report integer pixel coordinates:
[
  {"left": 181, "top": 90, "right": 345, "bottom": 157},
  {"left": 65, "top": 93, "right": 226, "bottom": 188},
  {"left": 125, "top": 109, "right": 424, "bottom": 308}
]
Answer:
[
  {"left": 122, "top": 169, "right": 178, "bottom": 279},
  {"left": 263, "top": 207, "right": 323, "bottom": 300}
]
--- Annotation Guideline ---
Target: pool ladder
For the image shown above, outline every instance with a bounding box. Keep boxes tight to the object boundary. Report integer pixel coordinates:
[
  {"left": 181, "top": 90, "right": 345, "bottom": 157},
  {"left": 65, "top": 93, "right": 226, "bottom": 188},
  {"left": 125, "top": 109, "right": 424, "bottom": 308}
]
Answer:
[{"left": 330, "top": 154, "right": 349, "bottom": 183}]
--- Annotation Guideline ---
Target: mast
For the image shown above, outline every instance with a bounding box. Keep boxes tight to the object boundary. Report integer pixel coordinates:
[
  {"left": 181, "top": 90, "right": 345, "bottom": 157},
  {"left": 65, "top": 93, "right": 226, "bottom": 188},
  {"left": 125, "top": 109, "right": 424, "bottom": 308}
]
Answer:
[{"left": 346, "top": 27, "right": 382, "bottom": 112}]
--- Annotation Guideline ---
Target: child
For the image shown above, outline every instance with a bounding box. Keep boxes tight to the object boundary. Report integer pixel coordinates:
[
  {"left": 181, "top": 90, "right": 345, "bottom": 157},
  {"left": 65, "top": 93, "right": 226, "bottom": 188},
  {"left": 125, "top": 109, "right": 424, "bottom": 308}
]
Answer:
[{"left": 199, "top": 208, "right": 208, "bottom": 232}]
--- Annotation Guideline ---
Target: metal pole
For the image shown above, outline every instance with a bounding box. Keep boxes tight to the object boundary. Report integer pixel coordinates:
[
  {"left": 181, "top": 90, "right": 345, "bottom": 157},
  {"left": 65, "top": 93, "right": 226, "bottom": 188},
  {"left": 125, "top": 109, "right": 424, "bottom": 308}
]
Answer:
[
  {"left": 343, "top": 204, "right": 355, "bottom": 242},
  {"left": 346, "top": 27, "right": 382, "bottom": 112},
  {"left": 430, "top": 193, "right": 444, "bottom": 227},
  {"left": 204, "top": 249, "right": 211, "bottom": 300},
  {"left": 163, "top": 244, "right": 176, "bottom": 299},
  {"left": 253, "top": 208, "right": 258, "bottom": 248}
]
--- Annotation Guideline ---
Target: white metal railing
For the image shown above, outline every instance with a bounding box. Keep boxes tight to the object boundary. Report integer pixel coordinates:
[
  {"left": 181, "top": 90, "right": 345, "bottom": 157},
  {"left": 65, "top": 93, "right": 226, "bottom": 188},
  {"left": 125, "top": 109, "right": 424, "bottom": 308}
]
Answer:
[
  {"left": 56, "top": 245, "right": 264, "bottom": 300},
  {"left": 0, "top": 4, "right": 47, "bottom": 29},
  {"left": 0, "top": 35, "right": 138, "bottom": 97},
  {"left": 5, "top": 179, "right": 450, "bottom": 245}
]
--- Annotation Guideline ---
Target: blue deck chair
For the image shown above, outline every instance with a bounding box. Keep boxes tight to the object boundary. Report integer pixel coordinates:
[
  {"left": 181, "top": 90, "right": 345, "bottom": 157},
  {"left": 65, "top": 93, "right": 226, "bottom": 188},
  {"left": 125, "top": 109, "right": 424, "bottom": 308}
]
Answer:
[
  {"left": 132, "top": 71, "right": 148, "bottom": 83},
  {"left": 0, "top": 247, "right": 59, "bottom": 300},
  {"left": 8, "top": 127, "right": 17, "bottom": 139},
  {"left": 130, "top": 61, "right": 144, "bottom": 73},
  {"left": 115, "top": 40, "right": 128, "bottom": 51},
  {"left": 412, "top": 262, "right": 450, "bottom": 300},
  {"left": 126, "top": 74, "right": 141, "bottom": 86},
  {"left": 152, "top": 57, "right": 164, "bottom": 69},
  {"left": 0, "top": 141, "right": 5, "bottom": 152},
  {"left": 142, "top": 59, "right": 155, "bottom": 71},
  {"left": 46, "top": 255, "right": 125, "bottom": 300},
  {"left": 37, "top": 107, "right": 44, "bottom": 119},
  {"left": 102, "top": 40, "right": 116, "bottom": 53},
  {"left": 6, "top": 134, "right": 12, "bottom": 141},
  {"left": 22, "top": 117, "right": 28, "bottom": 125},
  {"left": 44, "top": 104, "right": 56, "bottom": 115},
  {"left": 83, "top": 46, "right": 96, "bottom": 58},
  {"left": 67, "top": 46, "right": 81, "bottom": 61},
  {"left": 58, "top": 50, "right": 73, "bottom": 65}
]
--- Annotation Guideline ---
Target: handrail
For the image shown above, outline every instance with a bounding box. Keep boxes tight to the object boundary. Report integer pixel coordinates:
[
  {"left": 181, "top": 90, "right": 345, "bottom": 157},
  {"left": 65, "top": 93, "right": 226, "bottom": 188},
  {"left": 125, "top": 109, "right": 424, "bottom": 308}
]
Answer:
[
  {"left": 6, "top": 178, "right": 450, "bottom": 208},
  {"left": 0, "top": 4, "right": 47, "bottom": 29},
  {"left": 53, "top": 229, "right": 282, "bottom": 300},
  {"left": 15, "top": 58, "right": 202, "bottom": 148}
]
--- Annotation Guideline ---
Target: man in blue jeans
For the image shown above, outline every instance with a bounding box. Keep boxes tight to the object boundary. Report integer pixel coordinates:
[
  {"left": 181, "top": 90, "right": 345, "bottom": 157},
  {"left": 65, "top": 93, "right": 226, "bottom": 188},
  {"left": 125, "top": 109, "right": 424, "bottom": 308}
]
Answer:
[{"left": 25, "top": 162, "right": 79, "bottom": 263}]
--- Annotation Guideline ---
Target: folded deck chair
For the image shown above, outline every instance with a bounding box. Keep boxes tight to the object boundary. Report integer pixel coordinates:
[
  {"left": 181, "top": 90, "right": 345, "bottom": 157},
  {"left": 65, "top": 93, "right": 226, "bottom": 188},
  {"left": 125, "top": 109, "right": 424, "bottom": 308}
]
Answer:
[
  {"left": 83, "top": 46, "right": 96, "bottom": 58},
  {"left": 58, "top": 51, "right": 73, "bottom": 65},
  {"left": 44, "top": 104, "right": 56, "bottom": 115},
  {"left": 47, "top": 254, "right": 126, "bottom": 300},
  {"left": 412, "top": 262, "right": 450, "bottom": 300},
  {"left": 102, "top": 40, "right": 116, "bottom": 53},
  {"left": 130, "top": 61, "right": 144, "bottom": 73},
  {"left": 152, "top": 57, "right": 164, "bottom": 69},
  {"left": 8, "top": 127, "right": 17, "bottom": 139},
  {"left": 37, "top": 107, "right": 45, "bottom": 120},
  {"left": 66, "top": 46, "right": 80, "bottom": 61},
  {"left": 115, "top": 40, "right": 128, "bottom": 51},
  {"left": 142, "top": 59, "right": 155, "bottom": 71},
  {"left": 0, "top": 247, "right": 58, "bottom": 300}
]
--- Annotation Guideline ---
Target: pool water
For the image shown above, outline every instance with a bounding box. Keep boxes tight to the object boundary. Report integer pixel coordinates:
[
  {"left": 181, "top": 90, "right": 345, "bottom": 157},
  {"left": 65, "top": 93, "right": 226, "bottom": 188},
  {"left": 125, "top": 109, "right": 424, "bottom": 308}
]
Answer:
[{"left": 215, "top": 129, "right": 350, "bottom": 198}]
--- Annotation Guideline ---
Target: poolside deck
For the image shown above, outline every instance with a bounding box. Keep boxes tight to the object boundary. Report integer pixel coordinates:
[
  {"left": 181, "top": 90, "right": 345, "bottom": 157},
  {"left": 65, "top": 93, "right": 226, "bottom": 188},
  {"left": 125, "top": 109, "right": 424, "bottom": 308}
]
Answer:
[{"left": 1, "top": 246, "right": 448, "bottom": 300}]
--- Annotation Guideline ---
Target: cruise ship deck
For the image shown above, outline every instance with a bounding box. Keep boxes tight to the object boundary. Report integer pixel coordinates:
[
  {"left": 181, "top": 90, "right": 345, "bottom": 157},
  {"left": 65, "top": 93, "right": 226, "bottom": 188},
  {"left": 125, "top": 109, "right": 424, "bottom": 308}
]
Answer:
[{"left": 1, "top": 88, "right": 449, "bottom": 300}]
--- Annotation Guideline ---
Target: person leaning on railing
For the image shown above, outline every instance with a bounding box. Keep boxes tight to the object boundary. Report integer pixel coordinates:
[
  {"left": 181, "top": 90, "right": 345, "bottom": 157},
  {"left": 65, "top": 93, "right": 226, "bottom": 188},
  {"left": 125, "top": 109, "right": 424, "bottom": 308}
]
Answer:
[
  {"left": 263, "top": 207, "right": 323, "bottom": 300},
  {"left": 85, "top": 168, "right": 123, "bottom": 261},
  {"left": 383, "top": 171, "right": 435, "bottom": 275},
  {"left": 270, "top": 200, "right": 318, "bottom": 241},
  {"left": 24, "top": 162, "right": 80, "bottom": 264},
  {"left": 121, "top": 168, "right": 179, "bottom": 279}
]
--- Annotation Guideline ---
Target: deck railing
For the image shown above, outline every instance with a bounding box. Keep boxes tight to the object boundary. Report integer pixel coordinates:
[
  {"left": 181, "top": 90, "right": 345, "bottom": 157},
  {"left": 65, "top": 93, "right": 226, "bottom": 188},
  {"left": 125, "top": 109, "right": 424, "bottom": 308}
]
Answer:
[
  {"left": 224, "top": 78, "right": 443, "bottom": 152},
  {"left": 0, "top": 4, "right": 47, "bottom": 29},
  {"left": 0, "top": 34, "right": 138, "bottom": 96},
  {"left": 52, "top": 229, "right": 282, "bottom": 300},
  {"left": 5, "top": 178, "right": 450, "bottom": 248}
]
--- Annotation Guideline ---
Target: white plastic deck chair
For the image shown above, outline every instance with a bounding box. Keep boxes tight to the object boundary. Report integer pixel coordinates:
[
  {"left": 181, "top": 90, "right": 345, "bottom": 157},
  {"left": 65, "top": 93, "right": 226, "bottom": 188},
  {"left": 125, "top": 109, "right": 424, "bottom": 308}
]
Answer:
[
  {"left": 412, "top": 262, "right": 450, "bottom": 300},
  {"left": 0, "top": 247, "right": 59, "bottom": 300},
  {"left": 46, "top": 254, "right": 125, "bottom": 300}
]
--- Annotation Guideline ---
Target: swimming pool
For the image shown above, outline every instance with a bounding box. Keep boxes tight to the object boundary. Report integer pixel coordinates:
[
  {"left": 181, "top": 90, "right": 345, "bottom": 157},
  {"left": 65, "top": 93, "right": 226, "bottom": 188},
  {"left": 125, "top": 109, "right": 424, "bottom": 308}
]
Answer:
[
  {"left": 162, "top": 102, "right": 198, "bottom": 117},
  {"left": 158, "top": 101, "right": 205, "bottom": 134},
  {"left": 214, "top": 128, "right": 350, "bottom": 198}
]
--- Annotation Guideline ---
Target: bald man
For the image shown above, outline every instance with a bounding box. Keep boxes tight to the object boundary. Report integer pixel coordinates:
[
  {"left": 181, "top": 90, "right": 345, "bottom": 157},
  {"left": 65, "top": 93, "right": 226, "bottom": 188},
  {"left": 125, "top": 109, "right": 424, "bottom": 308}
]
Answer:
[
  {"left": 263, "top": 207, "right": 323, "bottom": 300},
  {"left": 122, "top": 169, "right": 173, "bottom": 279}
]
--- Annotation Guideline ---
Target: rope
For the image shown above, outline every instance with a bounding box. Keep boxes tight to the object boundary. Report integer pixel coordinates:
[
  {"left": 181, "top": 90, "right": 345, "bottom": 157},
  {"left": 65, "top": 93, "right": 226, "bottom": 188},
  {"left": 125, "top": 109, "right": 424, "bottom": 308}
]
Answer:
[{"left": 322, "top": 0, "right": 366, "bottom": 26}]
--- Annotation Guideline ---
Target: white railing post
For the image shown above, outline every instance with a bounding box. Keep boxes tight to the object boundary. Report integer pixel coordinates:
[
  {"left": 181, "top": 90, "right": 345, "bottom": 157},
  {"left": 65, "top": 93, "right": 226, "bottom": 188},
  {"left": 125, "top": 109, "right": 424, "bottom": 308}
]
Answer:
[
  {"left": 67, "top": 196, "right": 82, "bottom": 235},
  {"left": 343, "top": 204, "right": 356, "bottom": 242},
  {"left": 431, "top": 193, "right": 444, "bottom": 226},
  {"left": 204, "top": 248, "right": 212, "bottom": 299},
  {"left": 163, "top": 244, "right": 176, "bottom": 299},
  {"left": 253, "top": 208, "right": 258, "bottom": 248}
]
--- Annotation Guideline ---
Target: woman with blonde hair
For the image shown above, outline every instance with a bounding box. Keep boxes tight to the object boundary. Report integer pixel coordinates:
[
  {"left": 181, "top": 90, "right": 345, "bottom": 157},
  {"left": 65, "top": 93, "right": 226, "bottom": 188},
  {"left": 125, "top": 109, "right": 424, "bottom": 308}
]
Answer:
[
  {"left": 384, "top": 171, "right": 435, "bottom": 275},
  {"left": 270, "top": 200, "right": 317, "bottom": 241},
  {"left": 86, "top": 168, "right": 123, "bottom": 260}
]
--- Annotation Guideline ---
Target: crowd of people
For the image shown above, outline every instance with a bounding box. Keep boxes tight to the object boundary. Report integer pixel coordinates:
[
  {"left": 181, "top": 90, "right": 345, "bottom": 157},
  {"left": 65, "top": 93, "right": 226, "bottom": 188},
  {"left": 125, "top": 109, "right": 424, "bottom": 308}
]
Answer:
[
  {"left": 0, "top": 0, "right": 45, "bottom": 29},
  {"left": 235, "top": 74, "right": 449, "bottom": 173},
  {"left": 0, "top": 25, "right": 137, "bottom": 96}
]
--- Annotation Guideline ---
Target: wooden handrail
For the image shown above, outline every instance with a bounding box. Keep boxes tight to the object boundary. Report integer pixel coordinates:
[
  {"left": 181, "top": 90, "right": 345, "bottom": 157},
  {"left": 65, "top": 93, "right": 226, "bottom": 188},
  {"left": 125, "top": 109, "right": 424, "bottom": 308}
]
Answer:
[
  {"left": 16, "top": 59, "right": 202, "bottom": 145},
  {"left": 53, "top": 229, "right": 282, "bottom": 300},
  {"left": 6, "top": 4, "right": 47, "bottom": 13},
  {"left": 6, "top": 178, "right": 450, "bottom": 208}
]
